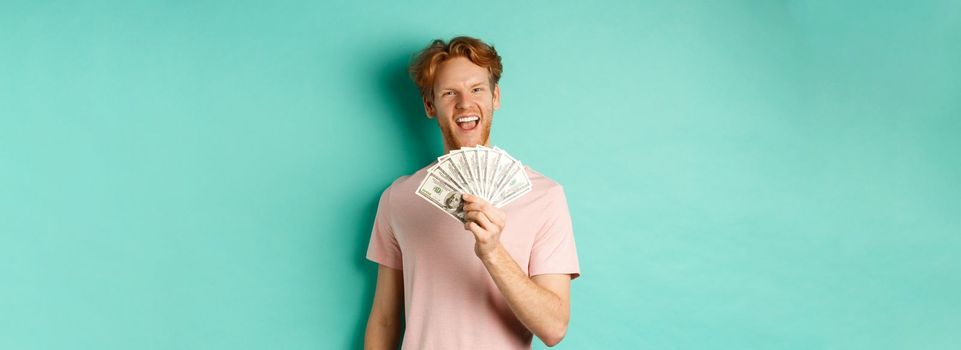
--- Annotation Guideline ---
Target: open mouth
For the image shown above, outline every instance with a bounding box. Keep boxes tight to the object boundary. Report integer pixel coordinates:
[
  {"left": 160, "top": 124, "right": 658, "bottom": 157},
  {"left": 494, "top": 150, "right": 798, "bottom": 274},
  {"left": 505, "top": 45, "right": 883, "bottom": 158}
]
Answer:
[{"left": 455, "top": 115, "right": 480, "bottom": 131}]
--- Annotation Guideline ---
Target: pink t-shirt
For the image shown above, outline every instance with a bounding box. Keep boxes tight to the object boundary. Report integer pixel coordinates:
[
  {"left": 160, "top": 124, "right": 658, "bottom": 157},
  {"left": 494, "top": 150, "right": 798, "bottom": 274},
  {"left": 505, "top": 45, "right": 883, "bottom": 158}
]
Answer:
[{"left": 366, "top": 162, "right": 581, "bottom": 349}]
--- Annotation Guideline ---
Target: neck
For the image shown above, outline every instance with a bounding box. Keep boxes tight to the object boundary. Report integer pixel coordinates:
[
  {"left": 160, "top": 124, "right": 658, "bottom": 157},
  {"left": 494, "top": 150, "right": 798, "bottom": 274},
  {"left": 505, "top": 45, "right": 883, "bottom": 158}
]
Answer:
[{"left": 444, "top": 140, "right": 491, "bottom": 154}]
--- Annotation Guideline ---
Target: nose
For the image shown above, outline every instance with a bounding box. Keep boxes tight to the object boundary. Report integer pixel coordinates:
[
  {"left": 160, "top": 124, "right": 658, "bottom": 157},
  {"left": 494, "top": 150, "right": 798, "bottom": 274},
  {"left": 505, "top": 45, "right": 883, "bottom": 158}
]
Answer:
[{"left": 455, "top": 93, "right": 471, "bottom": 109}]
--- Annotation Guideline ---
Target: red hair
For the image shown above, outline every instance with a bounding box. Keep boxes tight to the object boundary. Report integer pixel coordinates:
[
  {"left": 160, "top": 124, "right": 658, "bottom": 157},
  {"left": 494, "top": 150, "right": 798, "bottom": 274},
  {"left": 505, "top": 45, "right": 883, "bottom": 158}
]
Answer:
[{"left": 409, "top": 36, "right": 503, "bottom": 101}]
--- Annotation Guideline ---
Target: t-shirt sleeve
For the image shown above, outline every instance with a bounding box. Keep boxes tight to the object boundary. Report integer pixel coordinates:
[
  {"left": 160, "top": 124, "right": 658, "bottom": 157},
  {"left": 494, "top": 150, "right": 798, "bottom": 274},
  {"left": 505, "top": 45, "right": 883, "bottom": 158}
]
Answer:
[
  {"left": 366, "top": 186, "right": 403, "bottom": 270},
  {"left": 529, "top": 185, "right": 581, "bottom": 280}
]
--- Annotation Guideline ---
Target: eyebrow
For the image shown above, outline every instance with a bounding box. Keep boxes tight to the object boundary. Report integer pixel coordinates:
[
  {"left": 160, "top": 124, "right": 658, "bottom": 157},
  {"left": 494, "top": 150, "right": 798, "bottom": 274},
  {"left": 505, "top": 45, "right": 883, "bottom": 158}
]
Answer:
[{"left": 438, "top": 81, "right": 488, "bottom": 91}]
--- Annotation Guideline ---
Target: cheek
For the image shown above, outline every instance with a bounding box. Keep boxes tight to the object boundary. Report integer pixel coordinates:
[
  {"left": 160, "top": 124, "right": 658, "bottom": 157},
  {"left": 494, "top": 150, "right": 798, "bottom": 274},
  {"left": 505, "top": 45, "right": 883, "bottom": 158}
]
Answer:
[
  {"left": 438, "top": 117, "right": 455, "bottom": 129},
  {"left": 435, "top": 103, "right": 454, "bottom": 117}
]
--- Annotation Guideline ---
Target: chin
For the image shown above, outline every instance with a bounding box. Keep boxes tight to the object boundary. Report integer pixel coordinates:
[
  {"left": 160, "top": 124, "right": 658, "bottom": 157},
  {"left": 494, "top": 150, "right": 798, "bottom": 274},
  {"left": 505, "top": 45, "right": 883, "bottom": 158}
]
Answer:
[
  {"left": 460, "top": 137, "right": 486, "bottom": 148},
  {"left": 440, "top": 124, "right": 490, "bottom": 151}
]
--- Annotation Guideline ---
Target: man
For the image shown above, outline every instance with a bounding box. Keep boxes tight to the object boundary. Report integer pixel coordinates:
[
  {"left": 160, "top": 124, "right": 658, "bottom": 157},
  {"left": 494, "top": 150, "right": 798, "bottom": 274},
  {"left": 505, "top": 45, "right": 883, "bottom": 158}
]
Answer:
[{"left": 364, "top": 36, "right": 581, "bottom": 349}]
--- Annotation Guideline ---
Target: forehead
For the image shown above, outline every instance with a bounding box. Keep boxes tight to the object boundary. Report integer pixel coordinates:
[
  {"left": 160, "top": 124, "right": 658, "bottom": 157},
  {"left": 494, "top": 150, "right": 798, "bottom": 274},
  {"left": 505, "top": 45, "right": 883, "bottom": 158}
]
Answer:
[{"left": 434, "top": 56, "right": 489, "bottom": 89}]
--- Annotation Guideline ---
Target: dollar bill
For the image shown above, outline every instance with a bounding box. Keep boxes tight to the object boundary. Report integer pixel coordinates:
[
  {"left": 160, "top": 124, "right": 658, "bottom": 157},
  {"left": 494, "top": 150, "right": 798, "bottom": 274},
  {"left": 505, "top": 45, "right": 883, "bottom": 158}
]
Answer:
[
  {"left": 415, "top": 172, "right": 466, "bottom": 222},
  {"left": 417, "top": 145, "right": 532, "bottom": 221}
]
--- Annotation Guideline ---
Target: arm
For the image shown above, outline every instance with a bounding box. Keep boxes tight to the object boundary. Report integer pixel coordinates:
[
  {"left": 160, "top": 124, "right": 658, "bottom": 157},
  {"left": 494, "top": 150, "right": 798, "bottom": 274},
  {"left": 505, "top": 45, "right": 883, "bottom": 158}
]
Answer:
[
  {"left": 364, "top": 264, "right": 404, "bottom": 350},
  {"left": 462, "top": 194, "right": 571, "bottom": 347},
  {"left": 481, "top": 246, "right": 571, "bottom": 346}
]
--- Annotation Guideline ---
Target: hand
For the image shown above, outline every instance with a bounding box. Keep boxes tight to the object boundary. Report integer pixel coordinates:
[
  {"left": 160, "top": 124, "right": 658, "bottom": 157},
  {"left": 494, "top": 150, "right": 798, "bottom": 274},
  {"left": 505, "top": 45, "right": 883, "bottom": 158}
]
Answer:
[{"left": 461, "top": 193, "right": 507, "bottom": 259}]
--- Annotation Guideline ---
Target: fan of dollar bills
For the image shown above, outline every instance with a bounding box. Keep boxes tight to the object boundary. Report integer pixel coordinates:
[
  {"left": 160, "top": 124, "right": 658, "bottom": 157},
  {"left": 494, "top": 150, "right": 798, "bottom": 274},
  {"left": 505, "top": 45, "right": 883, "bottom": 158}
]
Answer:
[{"left": 416, "top": 145, "right": 532, "bottom": 222}]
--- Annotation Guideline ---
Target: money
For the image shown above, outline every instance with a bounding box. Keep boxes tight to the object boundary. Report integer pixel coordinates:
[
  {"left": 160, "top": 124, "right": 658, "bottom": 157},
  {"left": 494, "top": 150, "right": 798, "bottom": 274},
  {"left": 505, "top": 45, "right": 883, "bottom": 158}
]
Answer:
[{"left": 415, "top": 145, "right": 532, "bottom": 222}]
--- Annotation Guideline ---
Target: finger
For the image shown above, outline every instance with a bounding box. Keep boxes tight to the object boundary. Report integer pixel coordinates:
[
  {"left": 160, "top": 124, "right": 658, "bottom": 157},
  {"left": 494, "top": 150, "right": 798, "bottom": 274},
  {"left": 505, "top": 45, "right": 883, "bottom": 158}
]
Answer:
[
  {"left": 464, "top": 197, "right": 494, "bottom": 212},
  {"left": 466, "top": 221, "right": 484, "bottom": 236},
  {"left": 462, "top": 193, "right": 493, "bottom": 207},
  {"left": 464, "top": 217, "right": 487, "bottom": 238},
  {"left": 466, "top": 210, "right": 495, "bottom": 232},
  {"left": 464, "top": 202, "right": 505, "bottom": 230},
  {"left": 464, "top": 211, "right": 482, "bottom": 229},
  {"left": 477, "top": 203, "right": 506, "bottom": 229},
  {"left": 463, "top": 201, "right": 487, "bottom": 212},
  {"left": 478, "top": 203, "right": 502, "bottom": 224}
]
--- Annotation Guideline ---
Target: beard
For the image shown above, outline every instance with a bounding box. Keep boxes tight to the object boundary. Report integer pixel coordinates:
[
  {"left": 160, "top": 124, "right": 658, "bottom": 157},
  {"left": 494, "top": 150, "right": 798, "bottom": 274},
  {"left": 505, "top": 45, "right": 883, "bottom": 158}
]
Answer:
[{"left": 439, "top": 118, "right": 492, "bottom": 152}]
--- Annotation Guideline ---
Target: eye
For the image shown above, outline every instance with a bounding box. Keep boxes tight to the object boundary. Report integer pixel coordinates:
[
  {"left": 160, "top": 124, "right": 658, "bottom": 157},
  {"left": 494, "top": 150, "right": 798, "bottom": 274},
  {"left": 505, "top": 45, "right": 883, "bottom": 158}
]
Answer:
[
  {"left": 442, "top": 91, "right": 455, "bottom": 97},
  {"left": 472, "top": 87, "right": 484, "bottom": 93}
]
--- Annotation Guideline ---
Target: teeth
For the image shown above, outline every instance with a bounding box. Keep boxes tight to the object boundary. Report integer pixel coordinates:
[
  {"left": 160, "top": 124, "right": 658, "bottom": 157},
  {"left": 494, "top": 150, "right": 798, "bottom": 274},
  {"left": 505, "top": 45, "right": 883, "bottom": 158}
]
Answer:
[{"left": 456, "top": 116, "right": 479, "bottom": 123}]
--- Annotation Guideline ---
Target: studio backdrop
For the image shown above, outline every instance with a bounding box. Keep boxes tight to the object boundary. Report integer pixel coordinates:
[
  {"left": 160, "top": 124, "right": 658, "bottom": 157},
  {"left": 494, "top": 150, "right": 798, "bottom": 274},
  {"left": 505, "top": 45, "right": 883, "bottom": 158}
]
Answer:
[{"left": 2, "top": 0, "right": 959, "bottom": 349}]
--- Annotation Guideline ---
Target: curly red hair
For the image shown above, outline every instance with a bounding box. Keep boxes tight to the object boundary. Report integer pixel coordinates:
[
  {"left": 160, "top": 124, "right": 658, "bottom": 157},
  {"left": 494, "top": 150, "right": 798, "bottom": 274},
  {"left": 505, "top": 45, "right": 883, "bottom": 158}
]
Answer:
[{"left": 409, "top": 36, "right": 503, "bottom": 101}]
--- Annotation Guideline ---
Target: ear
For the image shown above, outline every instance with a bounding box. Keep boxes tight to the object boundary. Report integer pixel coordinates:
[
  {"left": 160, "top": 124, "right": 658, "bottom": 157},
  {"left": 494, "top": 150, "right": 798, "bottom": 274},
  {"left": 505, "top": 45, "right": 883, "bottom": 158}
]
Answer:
[
  {"left": 492, "top": 84, "right": 501, "bottom": 111},
  {"left": 422, "top": 94, "right": 436, "bottom": 119}
]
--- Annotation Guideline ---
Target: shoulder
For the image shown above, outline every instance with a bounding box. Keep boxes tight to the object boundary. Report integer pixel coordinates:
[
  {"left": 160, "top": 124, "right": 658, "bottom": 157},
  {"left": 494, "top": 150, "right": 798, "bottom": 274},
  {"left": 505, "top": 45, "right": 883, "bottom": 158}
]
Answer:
[
  {"left": 526, "top": 166, "right": 565, "bottom": 196},
  {"left": 523, "top": 166, "right": 569, "bottom": 207},
  {"left": 379, "top": 163, "right": 434, "bottom": 206}
]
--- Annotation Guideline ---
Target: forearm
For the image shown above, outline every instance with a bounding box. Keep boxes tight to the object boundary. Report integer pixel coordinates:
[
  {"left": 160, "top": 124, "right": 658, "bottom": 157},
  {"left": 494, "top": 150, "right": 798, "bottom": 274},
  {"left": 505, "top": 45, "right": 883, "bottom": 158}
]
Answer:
[
  {"left": 479, "top": 243, "right": 569, "bottom": 345},
  {"left": 364, "top": 315, "right": 402, "bottom": 350}
]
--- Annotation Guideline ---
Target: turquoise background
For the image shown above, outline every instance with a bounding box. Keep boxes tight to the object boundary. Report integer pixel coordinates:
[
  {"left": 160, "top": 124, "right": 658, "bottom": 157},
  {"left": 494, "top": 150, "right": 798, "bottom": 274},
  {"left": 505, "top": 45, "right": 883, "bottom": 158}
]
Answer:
[{"left": 2, "top": 1, "right": 959, "bottom": 349}]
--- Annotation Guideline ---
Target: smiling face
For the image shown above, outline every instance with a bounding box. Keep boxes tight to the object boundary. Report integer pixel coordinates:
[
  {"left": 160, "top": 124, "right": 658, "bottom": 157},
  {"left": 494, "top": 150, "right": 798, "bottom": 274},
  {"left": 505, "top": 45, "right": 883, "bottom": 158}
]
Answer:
[{"left": 423, "top": 56, "right": 501, "bottom": 153}]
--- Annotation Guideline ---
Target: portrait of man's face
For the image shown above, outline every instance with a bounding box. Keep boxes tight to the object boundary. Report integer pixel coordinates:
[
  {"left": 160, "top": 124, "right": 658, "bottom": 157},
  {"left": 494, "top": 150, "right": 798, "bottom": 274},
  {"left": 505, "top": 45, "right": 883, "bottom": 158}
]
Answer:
[
  {"left": 444, "top": 192, "right": 462, "bottom": 211},
  {"left": 424, "top": 56, "right": 501, "bottom": 151}
]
